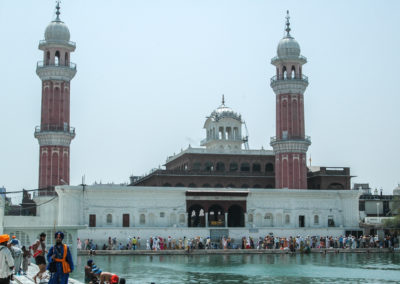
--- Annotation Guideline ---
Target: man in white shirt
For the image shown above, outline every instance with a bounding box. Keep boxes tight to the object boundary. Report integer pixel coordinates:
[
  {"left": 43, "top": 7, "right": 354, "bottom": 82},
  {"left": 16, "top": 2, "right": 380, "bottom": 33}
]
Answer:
[{"left": 0, "top": 234, "right": 14, "bottom": 284}]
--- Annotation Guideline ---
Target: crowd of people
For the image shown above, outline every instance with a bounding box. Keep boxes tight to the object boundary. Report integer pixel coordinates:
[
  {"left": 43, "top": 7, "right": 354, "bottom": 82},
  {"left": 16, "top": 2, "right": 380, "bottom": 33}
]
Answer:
[
  {"left": 80, "top": 234, "right": 399, "bottom": 253},
  {"left": 0, "top": 232, "right": 124, "bottom": 284}
]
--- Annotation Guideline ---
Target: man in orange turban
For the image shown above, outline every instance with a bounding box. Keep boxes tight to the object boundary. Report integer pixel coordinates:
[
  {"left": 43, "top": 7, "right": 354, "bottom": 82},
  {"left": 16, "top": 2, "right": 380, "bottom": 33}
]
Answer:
[{"left": 0, "top": 234, "right": 14, "bottom": 284}]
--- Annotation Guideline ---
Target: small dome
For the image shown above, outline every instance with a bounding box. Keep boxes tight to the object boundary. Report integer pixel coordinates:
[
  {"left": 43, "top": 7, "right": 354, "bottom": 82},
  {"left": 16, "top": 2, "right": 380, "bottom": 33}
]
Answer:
[
  {"left": 45, "top": 20, "right": 70, "bottom": 42},
  {"left": 210, "top": 102, "right": 241, "bottom": 122},
  {"left": 277, "top": 36, "right": 300, "bottom": 58}
]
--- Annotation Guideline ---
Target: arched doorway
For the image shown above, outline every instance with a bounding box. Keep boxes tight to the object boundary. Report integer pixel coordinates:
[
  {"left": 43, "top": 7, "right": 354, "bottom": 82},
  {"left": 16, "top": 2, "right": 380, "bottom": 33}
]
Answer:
[
  {"left": 188, "top": 204, "right": 205, "bottom": 227},
  {"left": 208, "top": 204, "right": 224, "bottom": 227},
  {"left": 228, "top": 205, "right": 244, "bottom": 227}
]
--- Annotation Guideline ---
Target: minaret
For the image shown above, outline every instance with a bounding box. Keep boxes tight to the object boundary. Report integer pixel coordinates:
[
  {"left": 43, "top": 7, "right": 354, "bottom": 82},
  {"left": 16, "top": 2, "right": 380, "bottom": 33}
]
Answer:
[
  {"left": 34, "top": 2, "right": 76, "bottom": 193},
  {"left": 270, "top": 11, "right": 311, "bottom": 189}
]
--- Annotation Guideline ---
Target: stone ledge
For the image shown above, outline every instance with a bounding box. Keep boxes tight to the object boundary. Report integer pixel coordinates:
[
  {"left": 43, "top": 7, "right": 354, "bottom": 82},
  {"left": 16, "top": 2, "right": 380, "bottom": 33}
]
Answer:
[{"left": 77, "top": 248, "right": 396, "bottom": 256}]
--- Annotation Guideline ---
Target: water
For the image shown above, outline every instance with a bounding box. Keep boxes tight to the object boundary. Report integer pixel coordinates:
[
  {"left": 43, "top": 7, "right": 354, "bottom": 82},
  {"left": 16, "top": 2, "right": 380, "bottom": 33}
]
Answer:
[{"left": 71, "top": 253, "right": 400, "bottom": 283}]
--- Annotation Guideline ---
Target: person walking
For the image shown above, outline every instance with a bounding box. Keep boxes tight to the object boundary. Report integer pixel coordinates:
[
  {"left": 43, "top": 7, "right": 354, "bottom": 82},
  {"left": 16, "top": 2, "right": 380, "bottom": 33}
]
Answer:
[
  {"left": 9, "top": 239, "right": 22, "bottom": 275},
  {"left": 0, "top": 234, "right": 14, "bottom": 284},
  {"left": 33, "top": 232, "right": 47, "bottom": 283},
  {"left": 47, "top": 231, "right": 74, "bottom": 284},
  {"left": 21, "top": 246, "right": 31, "bottom": 275}
]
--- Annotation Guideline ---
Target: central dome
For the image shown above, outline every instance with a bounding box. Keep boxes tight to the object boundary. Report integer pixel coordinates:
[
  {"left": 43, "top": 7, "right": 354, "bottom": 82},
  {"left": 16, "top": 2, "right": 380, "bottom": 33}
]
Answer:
[
  {"left": 277, "top": 36, "right": 300, "bottom": 58},
  {"left": 44, "top": 20, "right": 70, "bottom": 42},
  {"left": 209, "top": 97, "right": 241, "bottom": 122}
]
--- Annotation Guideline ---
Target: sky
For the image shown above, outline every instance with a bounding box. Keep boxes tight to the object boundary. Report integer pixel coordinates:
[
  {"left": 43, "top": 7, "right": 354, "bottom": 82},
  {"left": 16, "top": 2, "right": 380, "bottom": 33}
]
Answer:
[{"left": 0, "top": 0, "right": 399, "bottom": 200}]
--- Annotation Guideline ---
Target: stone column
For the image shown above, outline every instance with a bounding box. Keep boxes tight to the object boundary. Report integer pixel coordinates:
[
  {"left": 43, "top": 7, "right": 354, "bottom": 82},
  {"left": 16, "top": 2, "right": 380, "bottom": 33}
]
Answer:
[
  {"left": 225, "top": 213, "right": 228, "bottom": 228},
  {"left": 205, "top": 213, "right": 208, "bottom": 228}
]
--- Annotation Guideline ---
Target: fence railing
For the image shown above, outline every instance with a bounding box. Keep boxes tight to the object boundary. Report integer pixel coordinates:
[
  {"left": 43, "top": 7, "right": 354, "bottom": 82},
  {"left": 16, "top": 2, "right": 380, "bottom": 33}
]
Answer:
[
  {"left": 37, "top": 61, "right": 77, "bottom": 70},
  {"left": 270, "top": 74, "right": 308, "bottom": 84}
]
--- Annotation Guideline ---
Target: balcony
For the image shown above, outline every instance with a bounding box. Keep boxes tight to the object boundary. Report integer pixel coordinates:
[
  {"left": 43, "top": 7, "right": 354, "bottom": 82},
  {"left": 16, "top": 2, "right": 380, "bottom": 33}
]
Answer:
[
  {"left": 200, "top": 136, "right": 244, "bottom": 146},
  {"left": 270, "top": 74, "right": 308, "bottom": 84},
  {"left": 271, "top": 55, "right": 307, "bottom": 65},
  {"left": 39, "top": 40, "right": 76, "bottom": 49},
  {"left": 270, "top": 135, "right": 311, "bottom": 144},
  {"left": 35, "top": 125, "right": 75, "bottom": 135},
  {"left": 37, "top": 61, "right": 77, "bottom": 70}
]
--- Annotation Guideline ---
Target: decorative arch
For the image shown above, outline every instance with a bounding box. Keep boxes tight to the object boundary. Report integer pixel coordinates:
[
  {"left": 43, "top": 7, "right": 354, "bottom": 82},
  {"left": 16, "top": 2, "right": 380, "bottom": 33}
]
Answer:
[
  {"left": 216, "top": 162, "right": 225, "bottom": 172},
  {"left": 264, "top": 213, "right": 273, "bottom": 227},
  {"left": 265, "top": 163, "right": 274, "bottom": 172},
  {"left": 208, "top": 204, "right": 224, "bottom": 227},
  {"left": 228, "top": 205, "right": 244, "bottom": 227},
  {"left": 252, "top": 163, "right": 261, "bottom": 172},
  {"left": 188, "top": 204, "right": 205, "bottom": 227}
]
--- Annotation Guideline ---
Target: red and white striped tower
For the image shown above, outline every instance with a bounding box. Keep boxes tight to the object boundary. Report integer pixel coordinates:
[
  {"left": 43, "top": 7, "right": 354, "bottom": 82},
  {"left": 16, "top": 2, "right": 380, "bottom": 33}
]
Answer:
[
  {"left": 270, "top": 11, "right": 311, "bottom": 189},
  {"left": 34, "top": 3, "right": 76, "bottom": 193}
]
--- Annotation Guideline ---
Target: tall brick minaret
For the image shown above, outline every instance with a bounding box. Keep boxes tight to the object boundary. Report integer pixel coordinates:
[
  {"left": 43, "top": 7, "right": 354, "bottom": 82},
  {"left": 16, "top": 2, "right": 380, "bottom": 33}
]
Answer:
[
  {"left": 270, "top": 11, "right": 311, "bottom": 189},
  {"left": 34, "top": 2, "right": 76, "bottom": 193}
]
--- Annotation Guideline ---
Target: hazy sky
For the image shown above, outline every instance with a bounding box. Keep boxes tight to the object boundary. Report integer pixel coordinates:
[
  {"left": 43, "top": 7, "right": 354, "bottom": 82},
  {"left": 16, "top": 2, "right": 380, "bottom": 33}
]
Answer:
[{"left": 1, "top": 0, "right": 399, "bottom": 198}]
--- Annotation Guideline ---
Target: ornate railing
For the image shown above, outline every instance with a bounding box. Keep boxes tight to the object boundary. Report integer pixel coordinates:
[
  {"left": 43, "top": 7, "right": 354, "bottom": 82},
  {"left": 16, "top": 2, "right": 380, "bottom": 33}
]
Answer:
[
  {"left": 37, "top": 61, "right": 77, "bottom": 70},
  {"left": 270, "top": 135, "right": 311, "bottom": 144},
  {"left": 200, "top": 136, "right": 244, "bottom": 145},
  {"left": 39, "top": 39, "right": 76, "bottom": 47},
  {"left": 271, "top": 55, "right": 307, "bottom": 63},
  {"left": 270, "top": 74, "right": 308, "bottom": 84},
  {"left": 35, "top": 125, "right": 75, "bottom": 135}
]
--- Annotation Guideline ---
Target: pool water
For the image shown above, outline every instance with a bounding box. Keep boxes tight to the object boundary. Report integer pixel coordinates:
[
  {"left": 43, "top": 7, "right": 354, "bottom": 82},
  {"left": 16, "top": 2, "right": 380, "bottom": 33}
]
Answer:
[{"left": 71, "top": 253, "right": 400, "bottom": 283}]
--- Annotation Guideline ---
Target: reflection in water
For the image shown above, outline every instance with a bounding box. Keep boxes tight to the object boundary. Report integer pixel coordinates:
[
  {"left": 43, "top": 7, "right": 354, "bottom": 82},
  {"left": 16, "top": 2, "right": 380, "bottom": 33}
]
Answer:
[{"left": 71, "top": 253, "right": 400, "bottom": 283}]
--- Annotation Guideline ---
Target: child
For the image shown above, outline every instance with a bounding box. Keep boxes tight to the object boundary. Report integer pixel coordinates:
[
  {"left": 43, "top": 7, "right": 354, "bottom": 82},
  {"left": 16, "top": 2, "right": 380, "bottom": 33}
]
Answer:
[{"left": 22, "top": 246, "right": 31, "bottom": 275}]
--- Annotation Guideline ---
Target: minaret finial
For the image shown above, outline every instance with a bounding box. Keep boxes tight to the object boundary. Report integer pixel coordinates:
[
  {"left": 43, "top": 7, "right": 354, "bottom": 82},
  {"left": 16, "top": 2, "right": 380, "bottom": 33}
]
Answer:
[
  {"left": 285, "top": 10, "right": 291, "bottom": 37},
  {"left": 55, "top": 0, "right": 61, "bottom": 21},
  {"left": 222, "top": 94, "right": 225, "bottom": 106}
]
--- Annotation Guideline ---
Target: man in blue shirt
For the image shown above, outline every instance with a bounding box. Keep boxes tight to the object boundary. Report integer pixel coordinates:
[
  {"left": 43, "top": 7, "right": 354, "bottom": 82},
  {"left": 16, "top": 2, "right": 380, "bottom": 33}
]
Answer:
[{"left": 47, "top": 232, "right": 74, "bottom": 284}]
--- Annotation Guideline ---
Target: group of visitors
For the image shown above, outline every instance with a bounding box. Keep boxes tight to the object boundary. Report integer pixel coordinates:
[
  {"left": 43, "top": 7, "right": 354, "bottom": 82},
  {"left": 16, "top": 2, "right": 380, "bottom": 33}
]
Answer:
[
  {"left": 0, "top": 231, "right": 74, "bottom": 284},
  {"left": 0, "top": 234, "right": 32, "bottom": 283},
  {"left": 82, "top": 234, "right": 398, "bottom": 253},
  {"left": 84, "top": 259, "right": 125, "bottom": 284}
]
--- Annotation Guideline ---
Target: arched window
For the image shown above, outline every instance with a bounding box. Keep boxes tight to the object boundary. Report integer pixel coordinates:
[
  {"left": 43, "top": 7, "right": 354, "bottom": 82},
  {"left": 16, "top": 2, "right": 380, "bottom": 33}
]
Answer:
[
  {"left": 175, "top": 183, "right": 184, "bottom": 187},
  {"left": 314, "top": 215, "right": 319, "bottom": 225},
  {"left": 265, "top": 163, "right": 274, "bottom": 172},
  {"left": 241, "top": 184, "right": 249, "bottom": 188},
  {"left": 227, "top": 184, "right": 236, "bottom": 188},
  {"left": 216, "top": 162, "right": 225, "bottom": 172},
  {"left": 229, "top": 163, "right": 238, "bottom": 172},
  {"left": 140, "top": 214, "right": 146, "bottom": 225},
  {"left": 55, "top": 50, "right": 60, "bottom": 66},
  {"left": 291, "top": 65, "right": 296, "bottom": 79},
  {"left": 188, "top": 183, "right": 197, "bottom": 188},
  {"left": 252, "top": 184, "right": 261, "bottom": 188},
  {"left": 46, "top": 51, "right": 50, "bottom": 65},
  {"left": 202, "top": 183, "right": 211, "bottom": 188},
  {"left": 204, "top": 162, "right": 213, "bottom": 171},
  {"left": 248, "top": 214, "right": 253, "bottom": 223},
  {"left": 285, "top": 214, "right": 290, "bottom": 224},
  {"left": 215, "top": 184, "right": 223, "bottom": 188},
  {"left": 265, "top": 184, "right": 274, "bottom": 189},
  {"left": 65, "top": 52, "right": 69, "bottom": 66},
  {"left": 106, "top": 214, "right": 112, "bottom": 224},
  {"left": 192, "top": 162, "right": 201, "bottom": 171},
  {"left": 163, "top": 183, "right": 172, "bottom": 187},
  {"left": 240, "top": 163, "right": 250, "bottom": 172},
  {"left": 179, "top": 214, "right": 185, "bottom": 224},
  {"left": 252, "top": 163, "right": 261, "bottom": 172},
  {"left": 283, "top": 66, "right": 287, "bottom": 79}
]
